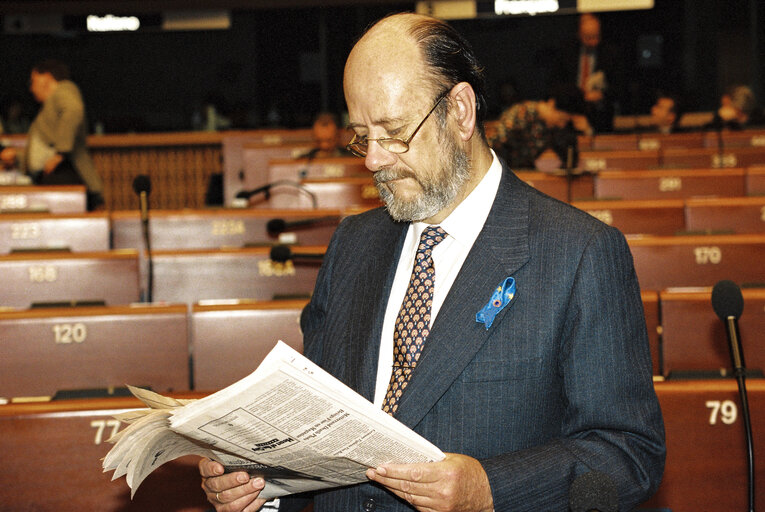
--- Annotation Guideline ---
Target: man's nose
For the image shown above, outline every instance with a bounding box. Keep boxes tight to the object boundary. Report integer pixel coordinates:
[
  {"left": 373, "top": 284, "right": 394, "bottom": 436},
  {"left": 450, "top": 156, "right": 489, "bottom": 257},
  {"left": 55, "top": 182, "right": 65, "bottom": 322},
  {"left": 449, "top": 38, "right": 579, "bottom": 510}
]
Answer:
[{"left": 364, "top": 140, "right": 397, "bottom": 173}]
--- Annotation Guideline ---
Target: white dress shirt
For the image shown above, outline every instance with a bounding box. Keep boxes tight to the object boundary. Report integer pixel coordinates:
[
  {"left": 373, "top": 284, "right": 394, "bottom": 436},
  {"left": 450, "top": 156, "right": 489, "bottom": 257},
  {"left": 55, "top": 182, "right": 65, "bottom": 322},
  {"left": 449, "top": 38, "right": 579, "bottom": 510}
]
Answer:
[{"left": 373, "top": 150, "right": 503, "bottom": 406}]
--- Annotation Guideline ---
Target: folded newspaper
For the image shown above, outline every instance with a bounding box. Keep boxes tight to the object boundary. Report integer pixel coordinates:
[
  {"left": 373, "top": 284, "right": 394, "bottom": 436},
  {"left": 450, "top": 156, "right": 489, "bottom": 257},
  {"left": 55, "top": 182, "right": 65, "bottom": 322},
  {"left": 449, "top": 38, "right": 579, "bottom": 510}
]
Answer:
[{"left": 102, "top": 340, "right": 445, "bottom": 499}]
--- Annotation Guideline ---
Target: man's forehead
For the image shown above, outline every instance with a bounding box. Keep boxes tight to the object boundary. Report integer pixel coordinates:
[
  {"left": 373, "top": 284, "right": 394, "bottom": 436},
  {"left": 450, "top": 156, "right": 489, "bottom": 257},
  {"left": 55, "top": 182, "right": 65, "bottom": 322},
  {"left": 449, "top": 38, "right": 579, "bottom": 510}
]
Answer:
[
  {"left": 345, "top": 72, "right": 431, "bottom": 128},
  {"left": 344, "top": 37, "right": 431, "bottom": 123}
]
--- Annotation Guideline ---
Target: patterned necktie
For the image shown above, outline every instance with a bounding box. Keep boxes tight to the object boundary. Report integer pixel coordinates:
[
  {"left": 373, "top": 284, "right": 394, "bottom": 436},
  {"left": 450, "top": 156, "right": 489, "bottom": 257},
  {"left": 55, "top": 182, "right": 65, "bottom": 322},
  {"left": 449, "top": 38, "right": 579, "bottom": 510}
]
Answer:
[{"left": 382, "top": 225, "right": 447, "bottom": 415}]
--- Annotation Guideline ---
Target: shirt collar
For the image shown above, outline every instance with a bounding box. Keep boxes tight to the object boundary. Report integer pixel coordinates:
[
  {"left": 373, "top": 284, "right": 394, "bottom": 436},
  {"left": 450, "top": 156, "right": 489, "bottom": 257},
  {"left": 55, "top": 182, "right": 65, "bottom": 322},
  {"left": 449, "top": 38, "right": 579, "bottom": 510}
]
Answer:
[{"left": 413, "top": 149, "right": 502, "bottom": 247}]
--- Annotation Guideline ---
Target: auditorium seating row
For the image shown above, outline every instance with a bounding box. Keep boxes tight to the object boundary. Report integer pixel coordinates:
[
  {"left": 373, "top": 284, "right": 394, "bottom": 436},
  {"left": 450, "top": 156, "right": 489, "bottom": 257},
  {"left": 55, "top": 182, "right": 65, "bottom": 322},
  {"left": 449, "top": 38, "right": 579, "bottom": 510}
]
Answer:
[
  {"left": 1, "top": 194, "right": 764, "bottom": 259},
  {"left": 0, "top": 232, "right": 763, "bottom": 308},
  {"left": 2, "top": 285, "right": 764, "bottom": 400},
  {"left": 226, "top": 128, "right": 765, "bottom": 207},
  {"left": 2, "top": 324, "right": 764, "bottom": 511},
  {"left": 2, "top": 164, "right": 765, "bottom": 224},
  {"left": 0, "top": 300, "right": 307, "bottom": 398},
  {"left": 578, "top": 128, "right": 765, "bottom": 151}
]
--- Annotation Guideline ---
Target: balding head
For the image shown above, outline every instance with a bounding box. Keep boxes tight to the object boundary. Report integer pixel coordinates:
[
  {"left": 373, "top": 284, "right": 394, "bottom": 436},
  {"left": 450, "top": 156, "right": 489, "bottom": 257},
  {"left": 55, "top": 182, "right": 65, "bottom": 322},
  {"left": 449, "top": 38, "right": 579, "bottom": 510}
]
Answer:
[
  {"left": 342, "top": 13, "right": 492, "bottom": 224},
  {"left": 345, "top": 13, "right": 487, "bottom": 139},
  {"left": 578, "top": 13, "right": 601, "bottom": 49}
]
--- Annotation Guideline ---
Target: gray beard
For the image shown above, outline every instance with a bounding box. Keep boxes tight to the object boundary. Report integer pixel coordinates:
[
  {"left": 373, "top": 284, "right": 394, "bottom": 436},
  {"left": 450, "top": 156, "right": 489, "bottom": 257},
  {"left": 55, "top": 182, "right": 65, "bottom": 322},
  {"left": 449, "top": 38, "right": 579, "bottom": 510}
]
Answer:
[{"left": 375, "top": 136, "right": 471, "bottom": 222}]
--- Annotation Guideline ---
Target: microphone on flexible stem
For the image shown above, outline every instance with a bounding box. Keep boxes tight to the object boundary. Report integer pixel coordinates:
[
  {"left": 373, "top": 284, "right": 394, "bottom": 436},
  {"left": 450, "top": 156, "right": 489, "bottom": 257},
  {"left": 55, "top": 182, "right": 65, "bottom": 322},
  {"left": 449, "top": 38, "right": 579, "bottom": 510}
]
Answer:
[
  {"left": 236, "top": 180, "right": 318, "bottom": 208},
  {"left": 568, "top": 471, "right": 618, "bottom": 512},
  {"left": 712, "top": 279, "right": 754, "bottom": 512},
  {"left": 235, "top": 183, "right": 273, "bottom": 201},
  {"left": 132, "top": 175, "right": 153, "bottom": 303},
  {"left": 269, "top": 245, "right": 325, "bottom": 264},
  {"left": 266, "top": 216, "right": 340, "bottom": 237}
]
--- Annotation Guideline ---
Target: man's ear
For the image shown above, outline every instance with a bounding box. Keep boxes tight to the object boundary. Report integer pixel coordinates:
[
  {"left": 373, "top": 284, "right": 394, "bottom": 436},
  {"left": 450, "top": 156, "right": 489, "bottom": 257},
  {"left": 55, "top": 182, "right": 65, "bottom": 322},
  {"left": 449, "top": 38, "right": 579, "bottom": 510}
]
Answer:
[{"left": 449, "top": 82, "right": 477, "bottom": 141}]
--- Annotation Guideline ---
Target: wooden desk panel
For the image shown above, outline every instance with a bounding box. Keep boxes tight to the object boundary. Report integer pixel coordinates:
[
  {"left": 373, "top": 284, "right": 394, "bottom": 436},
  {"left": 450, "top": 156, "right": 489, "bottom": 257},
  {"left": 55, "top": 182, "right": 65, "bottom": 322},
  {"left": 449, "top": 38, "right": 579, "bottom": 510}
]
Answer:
[
  {"left": 685, "top": 196, "right": 765, "bottom": 234},
  {"left": 662, "top": 147, "right": 765, "bottom": 169},
  {"left": 515, "top": 172, "right": 595, "bottom": 202},
  {"left": 268, "top": 156, "right": 368, "bottom": 182},
  {"left": 0, "top": 250, "right": 140, "bottom": 308},
  {"left": 0, "top": 304, "right": 189, "bottom": 398},
  {"left": 222, "top": 131, "right": 313, "bottom": 207},
  {"left": 0, "top": 212, "right": 109, "bottom": 253},
  {"left": 111, "top": 208, "right": 342, "bottom": 249},
  {"left": 627, "top": 234, "right": 765, "bottom": 290},
  {"left": 251, "top": 177, "right": 383, "bottom": 209},
  {"left": 595, "top": 168, "right": 746, "bottom": 200},
  {"left": 191, "top": 300, "right": 307, "bottom": 391},
  {"left": 748, "top": 165, "right": 765, "bottom": 195},
  {"left": 705, "top": 129, "right": 765, "bottom": 149},
  {"left": 636, "top": 132, "right": 706, "bottom": 151},
  {"left": 229, "top": 142, "right": 314, "bottom": 206},
  {"left": 0, "top": 396, "right": 209, "bottom": 511},
  {"left": 643, "top": 380, "right": 765, "bottom": 511},
  {"left": 572, "top": 199, "right": 686, "bottom": 236},
  {"left": 659, "top": 288, "right": 765, "bottom": 378},
  {"left": 152, "top": 246, "right": 322, "bottom": 304},
  {"left": 590, "top": 134, "right": 638, "bottom": 151},
  {"left": 0, "top": 185, "right": 87, "bottom": 213},
  {"left": 579, "top": 149, "right": 660, "bottom": 171}
]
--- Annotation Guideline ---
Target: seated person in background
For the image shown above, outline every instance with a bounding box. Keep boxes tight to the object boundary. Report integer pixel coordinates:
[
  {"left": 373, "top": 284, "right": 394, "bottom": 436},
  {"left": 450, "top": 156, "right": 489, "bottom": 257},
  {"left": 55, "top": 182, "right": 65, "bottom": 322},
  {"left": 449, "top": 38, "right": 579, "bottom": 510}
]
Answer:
[
  {"left": 488, "top": 84, "right": 591, "bottom": 170},
  {"left": 299, "top": 112, "right": 353, "bottom": 159},
  {"left": 711, "top": 85, "right": 765, "bottom": 130},
  {"left": 647, "top": 92, "right": 683, "bottom": 134}
]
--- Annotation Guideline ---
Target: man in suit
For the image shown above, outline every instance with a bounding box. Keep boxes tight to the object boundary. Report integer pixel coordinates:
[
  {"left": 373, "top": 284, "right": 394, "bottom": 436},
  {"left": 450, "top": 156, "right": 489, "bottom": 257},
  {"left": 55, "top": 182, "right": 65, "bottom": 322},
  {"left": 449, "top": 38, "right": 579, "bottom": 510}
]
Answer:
[
  {"left": 200, "top": 12, "right": 665, "bottom": 511},
  {"left": 550, "top": 13, "right": 625, "bottom": 133},
  {"left": 0, "top": 60, "right": 104, "bottom": 210}
]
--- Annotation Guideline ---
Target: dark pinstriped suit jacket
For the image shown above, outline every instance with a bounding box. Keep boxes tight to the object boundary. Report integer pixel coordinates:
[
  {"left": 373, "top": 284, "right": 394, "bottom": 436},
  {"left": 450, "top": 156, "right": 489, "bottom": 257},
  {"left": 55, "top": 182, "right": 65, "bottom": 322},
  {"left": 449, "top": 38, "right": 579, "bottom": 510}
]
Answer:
[{"left": 288, "top": 164, "right": 665, "bottom": 511}]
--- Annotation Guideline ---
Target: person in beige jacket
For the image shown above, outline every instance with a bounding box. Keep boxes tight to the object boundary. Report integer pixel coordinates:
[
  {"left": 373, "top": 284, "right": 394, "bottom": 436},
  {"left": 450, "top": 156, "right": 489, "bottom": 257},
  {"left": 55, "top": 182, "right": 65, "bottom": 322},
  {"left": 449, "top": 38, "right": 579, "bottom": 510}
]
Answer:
[{"left": 0, "top": 59, "right": 104, "bottom": 209}]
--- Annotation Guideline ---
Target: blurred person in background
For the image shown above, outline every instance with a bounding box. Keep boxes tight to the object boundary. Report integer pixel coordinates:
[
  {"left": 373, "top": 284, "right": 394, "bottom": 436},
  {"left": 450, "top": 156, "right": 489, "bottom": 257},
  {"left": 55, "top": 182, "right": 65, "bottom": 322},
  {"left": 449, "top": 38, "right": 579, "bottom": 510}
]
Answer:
[
  {"left": 0, "top": 59, "right": 104, "bottom": 210},
  {"left": 299, "top": 112, "right": 353, "bottom": 159},
  {"left": 711, "top": 85, "right": 765, "bottom": 130},
  {"left": 488, "top": 84, "right": 591, "bottom": 170},
  {"left": 550, "top": 13, "right": 625, "bottom": 133}
]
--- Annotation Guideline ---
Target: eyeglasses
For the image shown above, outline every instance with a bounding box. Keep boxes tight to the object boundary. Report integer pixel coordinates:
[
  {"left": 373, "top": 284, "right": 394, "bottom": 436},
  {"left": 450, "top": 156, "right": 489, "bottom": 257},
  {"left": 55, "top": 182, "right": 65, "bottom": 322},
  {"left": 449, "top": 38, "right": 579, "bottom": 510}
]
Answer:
[{"left": 346, "top": 91, "right": 448, "bottom": 158}]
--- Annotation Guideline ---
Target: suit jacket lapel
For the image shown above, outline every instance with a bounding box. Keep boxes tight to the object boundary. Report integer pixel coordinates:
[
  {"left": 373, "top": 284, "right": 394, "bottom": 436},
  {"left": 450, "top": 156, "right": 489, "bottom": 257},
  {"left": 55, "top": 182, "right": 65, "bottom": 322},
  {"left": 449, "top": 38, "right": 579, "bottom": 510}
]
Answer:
[
  {"left": 342, "top": 215, "right": 408, "bottom": 402},
  {"left": 393, "top": 167, "right": 532, "bottom": 428}
]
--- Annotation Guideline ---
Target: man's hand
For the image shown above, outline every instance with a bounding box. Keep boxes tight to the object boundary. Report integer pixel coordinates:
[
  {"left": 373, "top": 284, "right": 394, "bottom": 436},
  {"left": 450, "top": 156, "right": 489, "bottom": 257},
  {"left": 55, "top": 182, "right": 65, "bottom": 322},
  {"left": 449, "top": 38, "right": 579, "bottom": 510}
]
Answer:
[
  {"left": 199, "top": 457, "right": 269, "bottom": 512},
  {"left": 43, "top": 153, "right": 63, "bottom": 174},
  {"left": 366, "top": 453, "right": 494, "bottom": 512}
]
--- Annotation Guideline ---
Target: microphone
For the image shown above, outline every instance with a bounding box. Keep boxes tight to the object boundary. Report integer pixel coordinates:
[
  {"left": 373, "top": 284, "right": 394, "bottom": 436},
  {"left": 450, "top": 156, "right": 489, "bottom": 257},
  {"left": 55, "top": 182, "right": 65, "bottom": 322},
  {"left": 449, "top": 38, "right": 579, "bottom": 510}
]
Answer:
[
  {"left": 132, "top": 174, "right": 152, "bottom": 223},
  {"left": 235, "top": 183, "right": 273, "bottom": 200},
  {"left": 266, "top": 216, "right": 340, "bottom": 237},
  {"left": 132, "top": 175, "right": 153, "bottom": 303},
  {"left": 711, "top": 280, "right": 754, "bottom": 512},
  {"left": 269, "top": 245, "right": 324, "bottom": 264},
  {"left": 712, "top": 279, "right": 745, "bottom": 373},
  {"left": 235, "top": 180, "right": 318, "bottom": 208},
  {"left": 568, "top": 471, "right": 618, "bottom": 512}
]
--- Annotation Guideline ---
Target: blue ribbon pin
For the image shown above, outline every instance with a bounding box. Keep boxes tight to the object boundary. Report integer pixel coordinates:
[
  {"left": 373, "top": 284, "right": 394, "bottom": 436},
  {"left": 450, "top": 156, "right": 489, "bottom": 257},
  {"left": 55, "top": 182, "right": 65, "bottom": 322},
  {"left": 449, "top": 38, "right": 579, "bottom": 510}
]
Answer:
[{"left": 475, "top": 277, "right": 516, "bottom": 330}]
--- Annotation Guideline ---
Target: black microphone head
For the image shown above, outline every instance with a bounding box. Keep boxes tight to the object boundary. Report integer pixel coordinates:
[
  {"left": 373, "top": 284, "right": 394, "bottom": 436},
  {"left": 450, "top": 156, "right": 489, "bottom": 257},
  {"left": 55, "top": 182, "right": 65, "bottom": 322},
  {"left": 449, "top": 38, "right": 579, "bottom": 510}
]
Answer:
[
  {"left": 266, "top": 218, "right": 287, "bottom": 236},
  {"left": 132, "top": 174, "right": 152, "bottom": 195},
  {"left": 269, "top": 245, "right": 292, "bottom": 263},
  {"left": 235, "top": 189, "right": 250, "bottom": 199},
  {"left": 712, "top": 280, "right": 744, "bottom": 320},
  {"left": 569, "top": 471, "right": 618, "bottom": 512}
]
